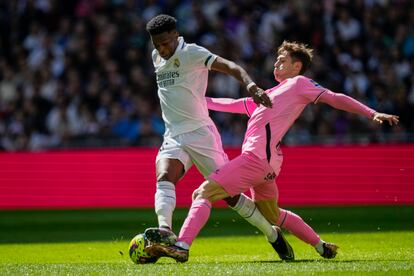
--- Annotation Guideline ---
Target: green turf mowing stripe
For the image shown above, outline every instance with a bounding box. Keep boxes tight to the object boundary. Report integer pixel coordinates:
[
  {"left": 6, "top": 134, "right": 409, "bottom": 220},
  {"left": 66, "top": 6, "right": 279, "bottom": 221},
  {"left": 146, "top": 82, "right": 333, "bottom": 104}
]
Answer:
[{"left": 0, "top": 206, "right": 413, "bottom": 244}]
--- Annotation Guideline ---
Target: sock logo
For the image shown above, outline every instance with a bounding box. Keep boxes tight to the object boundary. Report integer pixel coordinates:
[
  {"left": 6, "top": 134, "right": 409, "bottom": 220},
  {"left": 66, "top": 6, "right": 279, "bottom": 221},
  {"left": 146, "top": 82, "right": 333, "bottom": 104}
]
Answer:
[{"left": 264, "top": 172, "right": 276, "bottom": 181}]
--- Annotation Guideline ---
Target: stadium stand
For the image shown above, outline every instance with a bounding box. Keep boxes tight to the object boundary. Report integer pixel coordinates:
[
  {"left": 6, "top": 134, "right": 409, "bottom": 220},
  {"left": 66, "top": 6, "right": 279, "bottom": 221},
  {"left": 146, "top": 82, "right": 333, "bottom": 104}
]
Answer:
[{"left": 0, "top": 1, "right": 413, "bottom": 151}]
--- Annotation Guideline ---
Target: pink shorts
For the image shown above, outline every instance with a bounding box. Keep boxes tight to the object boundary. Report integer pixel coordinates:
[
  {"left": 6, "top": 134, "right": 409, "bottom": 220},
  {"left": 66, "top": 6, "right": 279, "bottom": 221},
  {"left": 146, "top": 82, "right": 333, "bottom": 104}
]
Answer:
[{"left": 208, "top": 152, "right": 280, "bottom": 201}]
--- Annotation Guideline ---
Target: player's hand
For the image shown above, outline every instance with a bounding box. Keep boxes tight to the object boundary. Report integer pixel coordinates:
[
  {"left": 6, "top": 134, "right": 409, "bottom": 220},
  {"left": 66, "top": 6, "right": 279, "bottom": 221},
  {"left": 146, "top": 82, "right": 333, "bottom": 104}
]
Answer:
[
  {"left": 372, "top": 112, "right": 399, "bottom": 126},
  {"left": 249, "top": 85, "right": 272, "bottom": 108}
]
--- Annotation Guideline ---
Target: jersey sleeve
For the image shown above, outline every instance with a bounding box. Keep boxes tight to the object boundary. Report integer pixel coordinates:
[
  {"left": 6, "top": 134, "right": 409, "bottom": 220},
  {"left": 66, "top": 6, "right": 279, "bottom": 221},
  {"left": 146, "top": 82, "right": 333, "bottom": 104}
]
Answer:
[
  {"left": 296, "top": 76, "right": 330, "bottom": 104},
  {"left": 205, "top": 97, "right": 257, "bottom": 117},
  {"left": 186, "top": 44, "right": 218, "bottom": 70},
  {"left": 241, "top": 89, "right": 271, "bottom": 116},
  {"left": 318, "top": 90, "right": 376, "bottom": 118},
  {"left": 244, "top": 97, "right": 257, "bottom": 117}
]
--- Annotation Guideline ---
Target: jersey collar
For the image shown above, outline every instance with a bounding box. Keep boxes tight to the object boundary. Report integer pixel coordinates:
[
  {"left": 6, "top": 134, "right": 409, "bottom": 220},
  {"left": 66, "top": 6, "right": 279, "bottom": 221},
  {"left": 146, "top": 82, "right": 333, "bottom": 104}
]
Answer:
[
  {"left": 173, "top": 36, "right": 185, "bottom": 57},
  {"left": 161, "top": 36, "right": 185, "bottom": 62}
]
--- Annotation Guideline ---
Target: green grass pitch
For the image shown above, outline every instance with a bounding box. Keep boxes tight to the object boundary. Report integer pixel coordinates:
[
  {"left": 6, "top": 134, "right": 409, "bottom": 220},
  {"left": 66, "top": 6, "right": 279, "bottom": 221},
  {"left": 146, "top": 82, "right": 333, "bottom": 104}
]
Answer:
[{"left": 0, "top": 206, "right": 413, "bottom": 275}]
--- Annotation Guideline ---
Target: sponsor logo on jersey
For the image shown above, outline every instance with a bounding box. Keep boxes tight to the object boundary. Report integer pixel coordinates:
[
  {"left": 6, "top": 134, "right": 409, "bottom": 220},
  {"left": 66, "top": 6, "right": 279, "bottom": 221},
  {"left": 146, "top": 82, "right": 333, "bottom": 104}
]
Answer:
[
  {"left": 173, "top": 58, "right": 180, "bottom": 68},
  {"left": 157, "top": 71, "right": 180, "bottom": 88}
]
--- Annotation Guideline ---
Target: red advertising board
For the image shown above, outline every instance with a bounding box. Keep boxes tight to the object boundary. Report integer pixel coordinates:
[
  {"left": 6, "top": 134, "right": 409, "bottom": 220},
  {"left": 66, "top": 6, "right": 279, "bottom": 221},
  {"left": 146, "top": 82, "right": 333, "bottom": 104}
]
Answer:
[{"left": 0, "top": 145, "right": 413, "bottom": 209}]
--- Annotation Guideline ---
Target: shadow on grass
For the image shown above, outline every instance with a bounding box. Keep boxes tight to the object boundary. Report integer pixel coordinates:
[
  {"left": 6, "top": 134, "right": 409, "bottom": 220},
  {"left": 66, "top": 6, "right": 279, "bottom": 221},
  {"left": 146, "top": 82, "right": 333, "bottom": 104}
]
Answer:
[
  {"left": 147, "top": 259, "right": 409, "bottom": 266},
  {"left": 251, "top": 259, "right": 409, "bottom": 264},
  {"left": 0, "top": 206, "right": 413, "bottom": 244}
]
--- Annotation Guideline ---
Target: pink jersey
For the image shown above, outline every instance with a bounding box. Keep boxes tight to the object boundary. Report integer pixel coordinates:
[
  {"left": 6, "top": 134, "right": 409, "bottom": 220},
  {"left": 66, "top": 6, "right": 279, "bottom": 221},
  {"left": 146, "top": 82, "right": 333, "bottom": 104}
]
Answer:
[
  {"left": 241, "top": 75, "right": 375, "bottom": 162},
  {"left": 206, "top": 75, "right": 376, "bottom": 164}
]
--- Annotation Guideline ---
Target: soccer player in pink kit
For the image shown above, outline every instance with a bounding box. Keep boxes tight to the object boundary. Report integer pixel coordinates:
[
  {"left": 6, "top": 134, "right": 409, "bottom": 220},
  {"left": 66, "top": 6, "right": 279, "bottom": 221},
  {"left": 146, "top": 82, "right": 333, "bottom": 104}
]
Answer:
[
  {"left": 145, "top": 41, "right": 399, "bottom": 262},
  {"left": 143, "top": 14, "right": 296, "bottom": 262}
]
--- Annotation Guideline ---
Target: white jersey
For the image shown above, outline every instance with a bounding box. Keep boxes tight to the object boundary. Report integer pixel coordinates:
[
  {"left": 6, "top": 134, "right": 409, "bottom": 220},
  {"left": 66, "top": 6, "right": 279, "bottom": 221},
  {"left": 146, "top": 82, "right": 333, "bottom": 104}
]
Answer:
[{"left": 152, "top": 36, "right": 217, "bottom": 137}]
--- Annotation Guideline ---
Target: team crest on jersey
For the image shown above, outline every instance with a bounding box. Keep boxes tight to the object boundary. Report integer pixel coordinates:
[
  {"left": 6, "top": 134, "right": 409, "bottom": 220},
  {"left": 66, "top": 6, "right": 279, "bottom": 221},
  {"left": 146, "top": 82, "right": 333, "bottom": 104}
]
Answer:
[
  {"left": 173, "top": 58, "right": 180, "bottom": 68},
  {"left": 310, "top": 79, "right": 322, "bottom": 88}
]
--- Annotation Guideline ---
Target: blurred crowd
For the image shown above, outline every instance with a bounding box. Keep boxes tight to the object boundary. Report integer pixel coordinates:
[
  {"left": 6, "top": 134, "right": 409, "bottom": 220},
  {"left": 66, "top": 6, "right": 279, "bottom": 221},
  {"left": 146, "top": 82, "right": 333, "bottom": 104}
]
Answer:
[{"left": 0, "top": 0, "right": 413, "bottom": 151}]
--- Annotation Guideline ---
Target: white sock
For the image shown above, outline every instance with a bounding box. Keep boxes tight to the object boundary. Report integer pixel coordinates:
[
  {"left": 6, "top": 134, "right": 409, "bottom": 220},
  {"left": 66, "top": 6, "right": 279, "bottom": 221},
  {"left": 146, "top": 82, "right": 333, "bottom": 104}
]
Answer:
[
  {"left": 175, "top": 241, "right": 190, "bottom": 250},
  {"left": 155, "top": 181, "right": 176, "bottom": 229},
  {"left": 315, "top": 240, "right": 325, "bottom": 254},
  {"left": 232, "top": 194, "right": 277, "bottom": 242}
]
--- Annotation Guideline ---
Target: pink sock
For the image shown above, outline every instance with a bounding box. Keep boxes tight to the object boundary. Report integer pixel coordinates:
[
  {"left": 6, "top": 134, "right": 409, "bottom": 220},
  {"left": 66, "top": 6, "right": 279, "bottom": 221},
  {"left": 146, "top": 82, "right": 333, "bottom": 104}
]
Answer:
[
  {"left": 277, "top": 209, "right": 320, "bottom": 246},
  {"left": 178, "top": 198, "right": 212, "bottom": 246}
]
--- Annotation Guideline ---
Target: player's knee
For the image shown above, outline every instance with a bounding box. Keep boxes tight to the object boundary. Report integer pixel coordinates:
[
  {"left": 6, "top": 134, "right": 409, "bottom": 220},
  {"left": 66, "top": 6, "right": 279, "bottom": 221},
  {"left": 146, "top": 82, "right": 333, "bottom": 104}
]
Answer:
[
  {"left": 223, "top": 194, "right": 240, "bottom": 207},
  {"left": 274, "top": 208, "right": 281, "bottom": 221},
  {"left": 193, "top": 181, "right": 211, "bottom": 201},
  {"left": 192, "top": 189, "right": 200, "bottom": 201},
  {"left": 192, "top": 188, "right": 204, "bottom": 201},
  {"left": 156, "top": 172, "right": 170, "bottom": 182}
]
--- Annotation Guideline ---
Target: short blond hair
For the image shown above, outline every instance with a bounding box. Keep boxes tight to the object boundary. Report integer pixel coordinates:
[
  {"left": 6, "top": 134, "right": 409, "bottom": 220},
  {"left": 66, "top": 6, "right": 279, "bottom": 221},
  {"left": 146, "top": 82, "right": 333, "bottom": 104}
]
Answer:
[{"left": 277, "top": 41, "right": 313, "bottom": 74}]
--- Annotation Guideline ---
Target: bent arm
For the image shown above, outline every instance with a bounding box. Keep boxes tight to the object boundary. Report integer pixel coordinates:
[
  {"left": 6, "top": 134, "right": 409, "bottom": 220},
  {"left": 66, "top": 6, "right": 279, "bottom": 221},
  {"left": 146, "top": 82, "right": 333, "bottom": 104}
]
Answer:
[
  {"left": 318, "top": 90, "right": 376, "bottom": 118},
  {"left": 206, "top": 97, "right": 254, "bottom": 115},
  {"left": 211, "top": 57, "right": 254, "bottom": 89},
  {"left": 211, "top": 57, "right": 272, "bottom": 107}
]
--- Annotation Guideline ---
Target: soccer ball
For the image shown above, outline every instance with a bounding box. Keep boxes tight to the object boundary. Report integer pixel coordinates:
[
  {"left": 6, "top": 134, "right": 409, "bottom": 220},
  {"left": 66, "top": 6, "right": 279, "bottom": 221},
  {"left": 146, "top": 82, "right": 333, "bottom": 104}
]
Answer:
[{"left": 128, "top": 233, "right": 159, "bottom": 264}]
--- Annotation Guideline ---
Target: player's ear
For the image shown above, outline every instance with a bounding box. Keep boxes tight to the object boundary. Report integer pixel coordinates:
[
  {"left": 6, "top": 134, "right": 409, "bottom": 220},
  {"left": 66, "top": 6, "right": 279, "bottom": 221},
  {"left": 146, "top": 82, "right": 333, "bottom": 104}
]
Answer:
[{"left": 293, "top": 61, "right": 303, "bottom": 74}]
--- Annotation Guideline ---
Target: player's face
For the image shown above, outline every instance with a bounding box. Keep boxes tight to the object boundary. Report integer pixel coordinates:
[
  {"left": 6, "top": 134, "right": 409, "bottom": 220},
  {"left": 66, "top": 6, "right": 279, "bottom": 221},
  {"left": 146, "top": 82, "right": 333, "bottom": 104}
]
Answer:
[
  {"left": 151, "top": 30, "right": 179, "bottom": 60},
  {"left": 273, "top": 51, "right": 300, "bottom": 82}
]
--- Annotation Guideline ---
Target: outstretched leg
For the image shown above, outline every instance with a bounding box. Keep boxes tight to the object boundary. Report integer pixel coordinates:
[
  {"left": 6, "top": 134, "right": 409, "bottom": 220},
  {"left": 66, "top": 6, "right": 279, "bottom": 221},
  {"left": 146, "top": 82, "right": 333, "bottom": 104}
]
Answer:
[
  {"left": 255, "top": 201, "right": 338, "bottom": 259},
  {"left": 277, "top": 209, "right": 338, "bottom": 258}
]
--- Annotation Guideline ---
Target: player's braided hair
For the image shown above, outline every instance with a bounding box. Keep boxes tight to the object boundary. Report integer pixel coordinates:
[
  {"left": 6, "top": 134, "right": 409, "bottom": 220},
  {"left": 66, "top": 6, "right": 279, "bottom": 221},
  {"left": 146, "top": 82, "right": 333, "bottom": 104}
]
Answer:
[
  {"left": 146, "top": 14, "right": 177, "bottom": 35},
  {"left": 278, "top": 41, "right": 313, "bottom": 74}
]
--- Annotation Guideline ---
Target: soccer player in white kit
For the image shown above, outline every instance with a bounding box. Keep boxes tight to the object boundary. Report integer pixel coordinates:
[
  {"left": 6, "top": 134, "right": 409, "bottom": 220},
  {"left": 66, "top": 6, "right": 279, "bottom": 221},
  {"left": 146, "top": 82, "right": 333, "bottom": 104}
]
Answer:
[
  {"left": 144, "top": 41, "right": 399, "bottom": 262},
  {"left": 143, "top": 14, "right": 292, "bottom": 260}
]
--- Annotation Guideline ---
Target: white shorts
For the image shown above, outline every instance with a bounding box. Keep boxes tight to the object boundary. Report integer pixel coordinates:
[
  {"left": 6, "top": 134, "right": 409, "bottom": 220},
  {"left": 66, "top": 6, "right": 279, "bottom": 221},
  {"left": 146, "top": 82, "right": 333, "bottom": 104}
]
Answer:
[{"left": 156, "top": 125, "right": 229, "bottom": 178}]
